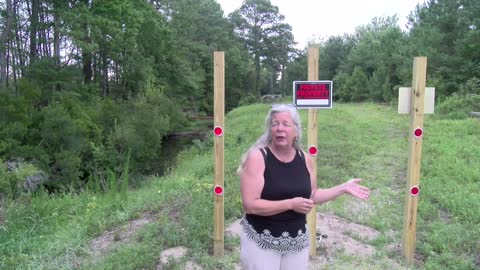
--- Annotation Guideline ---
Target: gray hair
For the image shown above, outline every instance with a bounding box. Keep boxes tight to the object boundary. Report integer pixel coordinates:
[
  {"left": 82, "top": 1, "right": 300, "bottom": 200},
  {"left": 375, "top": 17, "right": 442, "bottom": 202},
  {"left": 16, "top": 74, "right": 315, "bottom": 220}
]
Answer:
[{"left": 237, "top": 104, "right": 302, "bottom": 173}]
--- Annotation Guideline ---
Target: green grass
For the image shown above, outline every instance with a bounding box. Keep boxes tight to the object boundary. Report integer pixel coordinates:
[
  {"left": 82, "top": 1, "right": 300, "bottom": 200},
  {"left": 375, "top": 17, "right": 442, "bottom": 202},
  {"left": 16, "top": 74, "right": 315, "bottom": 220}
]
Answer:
[{"left": 0, "top": 102, "right": 479, "bottom": 269}]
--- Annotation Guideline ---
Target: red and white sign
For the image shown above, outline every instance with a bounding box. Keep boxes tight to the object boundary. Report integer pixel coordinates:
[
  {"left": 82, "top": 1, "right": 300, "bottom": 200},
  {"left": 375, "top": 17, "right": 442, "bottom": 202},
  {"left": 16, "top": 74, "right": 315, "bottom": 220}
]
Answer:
[{"left": 293, "top": 81, "right": 333, "bottom": 108}]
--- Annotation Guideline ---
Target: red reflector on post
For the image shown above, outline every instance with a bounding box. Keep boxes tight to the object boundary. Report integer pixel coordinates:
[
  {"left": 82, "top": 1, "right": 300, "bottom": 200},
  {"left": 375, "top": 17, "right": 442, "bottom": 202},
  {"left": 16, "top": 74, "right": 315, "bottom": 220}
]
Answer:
[
  {"left": 410, "top": 186, "right": 419, "bottom": 196},
  {"left": 414, "top": 128, "right": 423, "bottom": 138},
  {"left": 308, "top": 146, "right": 318, "bottom": 156},
  {"left": 213, "top": 126, "right": 223, "bottom": 136},
  {"left": 214, "top": 185, "right": 223, "bottom": 196}
]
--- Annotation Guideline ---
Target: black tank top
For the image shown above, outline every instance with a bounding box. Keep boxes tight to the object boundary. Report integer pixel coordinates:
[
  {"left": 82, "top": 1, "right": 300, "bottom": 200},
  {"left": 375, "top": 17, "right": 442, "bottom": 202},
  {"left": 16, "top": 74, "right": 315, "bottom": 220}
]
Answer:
[{"left": 245, "top": 147, "right": 311, "bottom": 238}]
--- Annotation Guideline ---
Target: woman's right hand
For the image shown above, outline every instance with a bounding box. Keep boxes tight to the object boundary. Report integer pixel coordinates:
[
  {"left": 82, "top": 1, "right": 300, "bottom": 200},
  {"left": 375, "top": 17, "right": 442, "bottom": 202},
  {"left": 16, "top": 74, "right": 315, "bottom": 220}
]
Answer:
[{"left": 289, "top": 197, "right": 314, "bottom": 214}]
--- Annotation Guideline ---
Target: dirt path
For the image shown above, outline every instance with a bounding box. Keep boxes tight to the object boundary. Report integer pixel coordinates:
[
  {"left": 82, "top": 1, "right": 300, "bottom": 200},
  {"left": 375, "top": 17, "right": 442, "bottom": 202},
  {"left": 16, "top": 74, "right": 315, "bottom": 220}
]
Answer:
[
  {"left": 84, "top": 211, "right": 404, "bottom": 269},
  {"left": 89, "top": 213, "right": 156, "bottom": 257},
  {"left": 227, "top": 213, "right": 405, "bottom": 269}
]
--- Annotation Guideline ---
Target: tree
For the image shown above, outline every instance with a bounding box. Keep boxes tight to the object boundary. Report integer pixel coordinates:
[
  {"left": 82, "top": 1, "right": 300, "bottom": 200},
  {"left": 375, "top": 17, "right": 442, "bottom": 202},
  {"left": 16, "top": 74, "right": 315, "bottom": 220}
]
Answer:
[
  {"left": 0, "top": 0, "right": 15, "bottom": 91},
  {"left": 284, "top": 50, "right": 306, "bottom": 95},
  {"left": 153, "top": 0, "right": 253, "bottom": 112},
  {"left": 263, "top": 21, "right": 296, "bottom": 95},
  {"left": 319, "top": 35, "right": 354, "bottom": 81},
  {"left": 29, "top": 0, "right": 39, "bottom": 63},
  {"left": 0, "top": 0, "right": 190, "bottom": 189},
  {"left": 336, "top": 16, "right": 407, "bottom": 102},
  {"left": 349, "top": 67, "right": 369, "bottom": 101},
  {"left": 407, "top": 0, "right": 480, "bottom": 96},
  {"left": 230, "top": 0, "right": 295, "bottom": 96}
]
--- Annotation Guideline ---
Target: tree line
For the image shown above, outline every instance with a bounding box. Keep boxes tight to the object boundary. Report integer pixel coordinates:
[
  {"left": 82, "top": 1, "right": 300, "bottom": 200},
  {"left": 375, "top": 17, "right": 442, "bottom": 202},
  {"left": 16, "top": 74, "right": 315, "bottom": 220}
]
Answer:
[{"left": 0, "top": 0, "right": 479, "bottom": 195}]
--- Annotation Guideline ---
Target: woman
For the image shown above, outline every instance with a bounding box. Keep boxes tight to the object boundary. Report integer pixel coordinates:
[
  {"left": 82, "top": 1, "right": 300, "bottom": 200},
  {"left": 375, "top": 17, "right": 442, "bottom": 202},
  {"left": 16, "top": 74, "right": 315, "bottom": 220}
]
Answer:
[{"left": 237, "top": 104, "right": 370, "bottom": 270}]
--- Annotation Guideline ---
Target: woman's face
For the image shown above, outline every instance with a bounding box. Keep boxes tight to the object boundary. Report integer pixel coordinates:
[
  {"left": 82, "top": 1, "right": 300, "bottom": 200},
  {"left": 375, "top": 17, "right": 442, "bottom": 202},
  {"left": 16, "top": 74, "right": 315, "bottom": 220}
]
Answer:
[{"left": 270, "top": 111, "right": 297, "bottom": 148}]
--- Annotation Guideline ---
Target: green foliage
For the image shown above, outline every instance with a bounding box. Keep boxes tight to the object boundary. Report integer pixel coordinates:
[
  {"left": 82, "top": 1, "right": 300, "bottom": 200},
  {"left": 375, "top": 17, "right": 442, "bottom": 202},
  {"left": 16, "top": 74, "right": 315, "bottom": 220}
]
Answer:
[
  {"left": 436, "top": 94, "right": 480, "bottom": 119},
  {"left": 107, "top": 169, "right": 117, "bottom": 195},
  {"left": 40, "top": 102, "right": 89, "bottom": 154},
  {"left": 1, "top": 0, "right": 479, "bottom": 197},
  {"left": 35, "top": 100, "right": 99, "bottom": 189},
  {"left": 436, "top": 78, "right": 480, "bottom": 119},
  {"left": 153, "top": 0, "right": 254, "bottom": 113},
  {"left": 230, "top": 0, "right": 295, "bottom": 95},
  {"left": 332, "top": 72, "right": 351, "bottom": 101},
  {"left": 458, "top": 77, "right": 480, "bottom": 96},
  {"left": 0, "top": 103, "right": 479, "bottom": 269},
  {"left": 0, "top": 160, "right": 10, "bottom": 196},
  {"left": 0, "top": 87, "right": 38, "bottom": 158},
  {"left": 238, "top": 93, "right": 259, "bottom": 107},
  {"left": 285, "top": 50, "right": 307, "bottom": 86},
  {"left": 319, "top": 35, "right": 355, "bottom": 81},
  {"left": 90, "top": 141, "right": 118, "bottom": 190},
  {"left": 26, "top": 59, "right": 79, "bottom": 97},
  {"left": 368, "top": 69, "right": 391, "bottom": 101},
  {"left": 407, "top": 0, "right": 480, "bottom": 97},
  {"left": 5, "top": 0, "right": 478, "bottom": 192},
  {"left": 333, "top": 17, "right": 407, "bottom": 102},
  {"left": 120, "top": 151, "right": 130, "bottom": 203},
  {"left": 0, "top": 121, "right": 29, "bottom": 157},
  {"left": 2, "top": 75, "right": 186, "bottom": 190},
  {"left": 52, "top": 150, "right": 83, "bottom": 188},
  {"left": 108, "top": 91, "right": 178, "bottom": 176},
  {"left": 225, "top": 48, "right": 257, "bottom": 110},
  {"left": 0, "top": 161, "right": 42, "bottom": 198},
  {"left": 349, "top": 67, "right": 370, "bottom": 101}
]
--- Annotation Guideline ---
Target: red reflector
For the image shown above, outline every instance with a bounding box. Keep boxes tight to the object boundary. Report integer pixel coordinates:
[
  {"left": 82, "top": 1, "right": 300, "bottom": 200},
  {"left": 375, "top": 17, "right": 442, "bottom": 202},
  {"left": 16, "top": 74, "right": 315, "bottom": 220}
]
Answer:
[
  {"left": 308, "top": 146, "right": 318, "bottom": 156},
  {"left": 414, "top": 128, "right": 423, "bottom": 138},
  {"left": 410, "top": 186, "right": 420, "bottom": 196},
  {"left": 213, "top": 126, "right": 223, "bottom": 136},
  {"left": 214, "top": 185, "right": 223, "bottom": 195}
]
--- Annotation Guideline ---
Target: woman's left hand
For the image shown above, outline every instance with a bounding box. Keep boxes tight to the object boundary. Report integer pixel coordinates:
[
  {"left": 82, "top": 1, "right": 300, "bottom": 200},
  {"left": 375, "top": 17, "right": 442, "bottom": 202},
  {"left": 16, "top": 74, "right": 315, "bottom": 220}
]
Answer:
[{"left": 343, "top": 178, "right": 370, "bottom": 200}]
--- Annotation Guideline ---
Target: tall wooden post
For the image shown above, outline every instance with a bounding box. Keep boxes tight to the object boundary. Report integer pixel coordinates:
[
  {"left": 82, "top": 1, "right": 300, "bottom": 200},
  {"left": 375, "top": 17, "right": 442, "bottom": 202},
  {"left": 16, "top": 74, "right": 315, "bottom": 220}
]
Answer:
[
  {"left": 307, "top": 46, "right": 319, "bottom": 257},
  {"left": 402, "top": 57, "right": 427, "bottom": 264},
  {"left": 213, "top": 51, "right": 225, "bottom": 256}
]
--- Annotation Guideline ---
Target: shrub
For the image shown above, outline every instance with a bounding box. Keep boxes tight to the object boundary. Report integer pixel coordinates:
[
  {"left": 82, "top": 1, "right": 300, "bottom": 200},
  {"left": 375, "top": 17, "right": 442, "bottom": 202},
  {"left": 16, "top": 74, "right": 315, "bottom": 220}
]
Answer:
[
  {"left": 0, "top": 160, "right": 9, "bottom": 196},
  {"left": 50, "top": 150, "right": 82, "bottom": 189},
  {"left": 238, "top": 93, "right": 258, "bottom": 106},
  {"left": 436, "top": 77, "right": 480, "bottom": 119},
  {"left": 436, "top": 94, "right": 480, "bottom": 119},
  {"left": 0, "top": 160, "right": 43, "bottom": 198}
]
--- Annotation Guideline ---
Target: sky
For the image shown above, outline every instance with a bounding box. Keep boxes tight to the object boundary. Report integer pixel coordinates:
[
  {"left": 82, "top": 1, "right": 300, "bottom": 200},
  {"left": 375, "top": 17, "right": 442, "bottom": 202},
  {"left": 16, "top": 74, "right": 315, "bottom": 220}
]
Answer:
[{"left": 216, "top": 0, "right": 426, "bottom": 48}]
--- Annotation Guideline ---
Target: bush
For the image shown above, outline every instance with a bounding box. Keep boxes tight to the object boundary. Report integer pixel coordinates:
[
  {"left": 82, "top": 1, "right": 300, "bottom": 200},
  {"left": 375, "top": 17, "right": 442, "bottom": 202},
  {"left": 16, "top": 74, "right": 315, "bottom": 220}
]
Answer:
[
  {"left": 458, "top": 77, "right": 480, "bottom": 96},
  {"left": 1, "top": 83, "right": 187, "bottom": 193},
  {"left": 50, "top": 150, "right": 82, "bottom": 189},
  {"left": 0, "top": 160, "right": 9, "bottom": 196},
  {"left": 108, "top": 96, "right": 169, "bottom": 176},
  {"left": 436, "top": 94, "right": 480, "bottom": 119},
  {"left": 0, "top": 160, "right": 43, "bottom": 198},
  {"left": 238, "top": 93, "right": 258, "bottom": 106},
  {"left": 436, "top": 77, "right": 480, "bottom": 119}
]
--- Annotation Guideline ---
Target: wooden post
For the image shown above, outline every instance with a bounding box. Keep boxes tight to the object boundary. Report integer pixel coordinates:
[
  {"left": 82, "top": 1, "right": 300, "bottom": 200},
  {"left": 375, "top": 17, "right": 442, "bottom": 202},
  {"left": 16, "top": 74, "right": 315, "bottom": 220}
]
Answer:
[
  {"left": 307, "top": 46, "right": 319, "bottom": 257},
  {"left": 402, "top": 57, "right": 427, "bottom": 264},
  {"left": 213, "top": 51, "right": 225, "bottom": 256}
]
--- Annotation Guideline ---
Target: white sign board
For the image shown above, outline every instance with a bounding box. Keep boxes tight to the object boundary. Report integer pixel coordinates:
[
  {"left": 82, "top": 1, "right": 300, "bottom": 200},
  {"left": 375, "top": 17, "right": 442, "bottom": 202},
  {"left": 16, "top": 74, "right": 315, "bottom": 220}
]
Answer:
[{"left": 398, "top": 87, "right": 435, "bottom": 114}]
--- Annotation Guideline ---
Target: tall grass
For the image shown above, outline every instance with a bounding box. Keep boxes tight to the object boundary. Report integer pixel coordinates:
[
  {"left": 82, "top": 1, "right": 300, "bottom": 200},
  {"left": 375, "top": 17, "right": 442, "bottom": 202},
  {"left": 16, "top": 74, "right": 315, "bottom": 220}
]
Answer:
[{"left": 0, "top": 102, "right": 478, "bottom": 269}]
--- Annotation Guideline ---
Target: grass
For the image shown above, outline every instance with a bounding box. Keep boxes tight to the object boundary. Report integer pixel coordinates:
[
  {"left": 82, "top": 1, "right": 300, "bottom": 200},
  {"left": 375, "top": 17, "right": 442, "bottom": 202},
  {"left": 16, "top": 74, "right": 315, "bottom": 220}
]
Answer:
[{"left": 0, "top": 102, "right": 479, "bottom": 269}]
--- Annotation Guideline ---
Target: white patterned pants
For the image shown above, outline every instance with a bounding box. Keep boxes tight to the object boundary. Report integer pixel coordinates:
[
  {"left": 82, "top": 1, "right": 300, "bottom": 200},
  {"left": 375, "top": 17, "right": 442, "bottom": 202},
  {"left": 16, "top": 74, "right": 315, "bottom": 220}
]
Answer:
[{"left": 240, "top": 230, "right": 309, "bottom": 270}]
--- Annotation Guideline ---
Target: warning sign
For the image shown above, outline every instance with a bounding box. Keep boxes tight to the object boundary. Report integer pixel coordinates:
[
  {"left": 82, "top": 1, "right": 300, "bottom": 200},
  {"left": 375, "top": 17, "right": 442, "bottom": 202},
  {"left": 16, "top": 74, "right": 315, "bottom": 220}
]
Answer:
[{"left": 293, "top": 81, "right": 333, "bottom": 108}]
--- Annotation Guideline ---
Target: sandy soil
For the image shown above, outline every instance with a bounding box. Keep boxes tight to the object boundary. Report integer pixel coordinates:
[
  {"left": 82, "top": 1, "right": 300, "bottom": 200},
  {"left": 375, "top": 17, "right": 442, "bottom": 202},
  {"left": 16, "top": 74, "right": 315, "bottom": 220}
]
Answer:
[{"left": 88, "top": 212, "right": 402, "bottom": 269}]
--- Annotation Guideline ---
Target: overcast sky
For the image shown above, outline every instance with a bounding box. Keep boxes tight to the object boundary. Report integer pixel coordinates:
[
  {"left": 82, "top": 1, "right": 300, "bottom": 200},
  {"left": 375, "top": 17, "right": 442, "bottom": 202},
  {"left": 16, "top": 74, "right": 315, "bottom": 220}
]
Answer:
[{"left": 217, "top": 0, "right": 426, "bottom": 48}]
